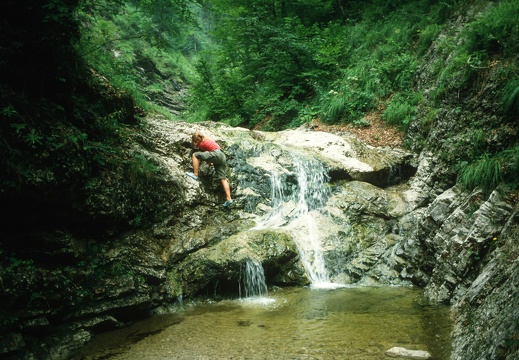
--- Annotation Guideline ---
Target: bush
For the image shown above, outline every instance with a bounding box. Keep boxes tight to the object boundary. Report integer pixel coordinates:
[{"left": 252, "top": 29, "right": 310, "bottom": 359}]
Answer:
[
  {"left": 417, "top": 24, "right": 442, "bottom": 55},
  {"left": 319, "top": 88, "right": 375, "bottom": 124},
  {"left": 458, "top": 144, "right": 519, "bottom": 196},
  {"left": 382, "top": 92, "right": 421, "bottom": 131},
  {"left": 458, "top": 152, "right": 503, "bottom": 196},
  {"left": 464, "top": 0, "right": 519, "bottom": 57},
  {"left": 502, "top": 76, "right": 519, "bottom": 115}
]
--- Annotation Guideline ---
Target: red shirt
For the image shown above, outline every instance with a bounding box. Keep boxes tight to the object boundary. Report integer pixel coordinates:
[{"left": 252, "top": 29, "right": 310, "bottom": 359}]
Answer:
[{"left": 198, "top": 138, "right": 220, "bottom": 151}]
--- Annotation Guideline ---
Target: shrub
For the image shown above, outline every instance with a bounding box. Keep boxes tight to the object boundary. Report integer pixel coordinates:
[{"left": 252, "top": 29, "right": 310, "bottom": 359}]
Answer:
[
  {"left": 502, "top": 76, "right": 519, "bottom": 115},
  {"left": 458, "top": 144, "right": 519, "bottom": 196},
  {"left": 464, "top": 0, "right": 519, "bottom": 57},
  {"left": 417, "top": 24, "right": 442, "bottom": 54},
  {"left": 458, "top": 152, "right": 503, "bottom": 196},
  {"left": 382, "top": 92, "right": 421, "bottom": 131},
  {"left": 319, "top": 88, "right": 375, "bottom": 124}
]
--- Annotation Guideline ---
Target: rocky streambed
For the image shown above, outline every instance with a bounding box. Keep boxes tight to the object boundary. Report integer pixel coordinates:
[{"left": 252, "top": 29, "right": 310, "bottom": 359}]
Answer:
[{"left": 1, "top": 116, "right": 517, "bottom": 359}]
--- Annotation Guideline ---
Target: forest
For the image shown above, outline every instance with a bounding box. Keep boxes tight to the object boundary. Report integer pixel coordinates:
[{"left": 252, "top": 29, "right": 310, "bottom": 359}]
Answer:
[
  {"left": 1, "top": 1, "right": 519, "bottom": 358},
  {"left": 2, "top": 0, "right": 518, "bottom": 215}
]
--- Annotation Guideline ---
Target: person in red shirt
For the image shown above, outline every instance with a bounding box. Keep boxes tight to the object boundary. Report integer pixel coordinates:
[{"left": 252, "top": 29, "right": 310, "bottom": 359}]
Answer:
[{"left": 186, "top": 131, "right": 233, "bottom": 207}]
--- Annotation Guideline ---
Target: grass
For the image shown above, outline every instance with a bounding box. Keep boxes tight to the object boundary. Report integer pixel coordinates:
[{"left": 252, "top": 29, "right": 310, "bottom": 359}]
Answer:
[
  {"left": 458, "top": 144, "right": 519, "bottom": 197},
  {"left": 382, "top": 92, "right": 422, "bottom": 131},
  {"left": 458, "top": 152, "right": 503, "bottom": 196},
  {"left": 502, "top": 76, "right": 519, "bottom": 115}
]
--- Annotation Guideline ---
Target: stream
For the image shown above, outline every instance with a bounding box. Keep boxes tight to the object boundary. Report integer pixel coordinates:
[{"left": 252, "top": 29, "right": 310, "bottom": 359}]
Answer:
[
  {"left": 76, "top": 140, "right": 453, "bottom": 359},
  {"left": 75, "top": 286, "right": 451, "bottom": 359}
]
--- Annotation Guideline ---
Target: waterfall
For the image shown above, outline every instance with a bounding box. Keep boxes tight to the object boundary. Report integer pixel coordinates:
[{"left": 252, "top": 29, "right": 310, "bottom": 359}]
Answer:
[
  {"left": 256, "top": 153, "right": 339, "bottom": 288},
  {"left": 240, "top": 258, "right": 268, "bottom": 298}
]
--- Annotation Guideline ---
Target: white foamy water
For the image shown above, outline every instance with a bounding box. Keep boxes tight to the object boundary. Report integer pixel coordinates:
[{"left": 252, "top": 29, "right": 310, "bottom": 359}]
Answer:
[
  {"left": 255, "top": 153, "right": 341, "bottom": 287},
  {"left": 240, "top": 258, "right": 268, "bottom": 299},
  {"left": 238, "top": 296, "right": 277, "bottom": 306}
]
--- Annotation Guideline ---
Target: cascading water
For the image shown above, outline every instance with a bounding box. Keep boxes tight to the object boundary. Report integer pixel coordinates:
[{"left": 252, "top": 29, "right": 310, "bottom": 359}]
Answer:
[
  {"left": 256, "top": 152, "right": 339, "bottom": 288},
  {"left": 239, "top": 258, "right": 271, "bottom": 303}
]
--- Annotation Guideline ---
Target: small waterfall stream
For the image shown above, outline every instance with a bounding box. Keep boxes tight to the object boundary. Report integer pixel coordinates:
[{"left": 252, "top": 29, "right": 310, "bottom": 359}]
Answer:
[
  {"left": 240, "top": 258, "right": 268, "bottom": 299},
  {"left": 256, "top": 153, "right": 339, "bottom": 288}
]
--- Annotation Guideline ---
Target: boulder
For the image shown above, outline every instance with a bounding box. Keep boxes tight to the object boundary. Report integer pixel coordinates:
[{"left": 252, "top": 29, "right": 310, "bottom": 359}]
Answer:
[
  {"left": 385, "top": 346, "right": 432, "bottom": 359},
  {"left": 166, "top": 229, "right": 307, "bottom": 297}
]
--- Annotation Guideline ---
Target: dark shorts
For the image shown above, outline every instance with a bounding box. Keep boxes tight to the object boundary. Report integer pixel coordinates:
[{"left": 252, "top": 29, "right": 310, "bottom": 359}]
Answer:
[{"left": 194, "top": 149, "right": 228, "bottom": 180}]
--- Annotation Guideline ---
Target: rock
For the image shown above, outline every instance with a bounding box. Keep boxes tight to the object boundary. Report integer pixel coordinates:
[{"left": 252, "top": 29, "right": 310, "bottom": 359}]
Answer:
[
  {"left": 385, "top": 346, "right": 432, "bottom": 359},
  {"left": 268, "top": 129, "right": 416, "bottom": 187},
  {"left": 0, "top": 333, "right": 25, "bottom": 355},
  {"left": 167, "top": 228, "right": 306, "bottom": 297},
  {"left": 2, "top": 113, "right": 518, "bottom": 360},
  {"left": 449, "top": 206, "right": 519, "bottom": 360}
]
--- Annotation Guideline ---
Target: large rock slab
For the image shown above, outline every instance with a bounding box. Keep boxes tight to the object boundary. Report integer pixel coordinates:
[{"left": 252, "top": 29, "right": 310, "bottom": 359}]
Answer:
[
  {"left": 167, "top": 228, "right": 307, "bottom": 297},
  {"left": 260, "top": 128, "right": 415, "bottom": 187}
]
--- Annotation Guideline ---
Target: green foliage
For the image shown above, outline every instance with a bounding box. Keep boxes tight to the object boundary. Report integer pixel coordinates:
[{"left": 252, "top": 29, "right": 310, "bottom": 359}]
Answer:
[
  {"left": 125, "top": 152, "right": 159, "bottom": 183},
  {"left": 2, "top": 105, "right": 17, "bottom": 118},
  {"left": 186, "top": 0, "right": 481, "bottom": 130},
  {"left": 458, "top": 152, "right": 503, "bottom": 196},
  {"left": 502, "top": 76, "right": 519, "bottom": 115},
  {"left": 417, "top": 24, "right": 442, "bottom": 54},
  {"left": 441, "top": 126, "right": 489, "bottom": 167},
  {"left": 2, "top": 253, "right": 36, "bottom": 276},
  {"left": 313, "top": 0, "right": 445, "bottom": 126},
  {"left": 415, "top": 106, "right": 438, "bottom": 140},
  {"left": 458, "top": 144, "right": 519, "bottom": 196},
  {"left": 464, "top": 0, "right": 519, "bottom": 57},
  {"left": 506, "top": 145, "right": 519, "bottom": 188},
  {"left": 76, "top": 0, "right": 198, "bottom": 114},
  {"left": 319, "top": 88, "right": 374, "bottom": 124},
  {"left": 430, "top": 0, "right": 519, "bottom": 103},
  {"left": 188, "top": 8, "right": 324, "bottom": 126},
  {"left": 288, "top": 105, "right": 320, "bottom": 128},
  {"left": 382, "top": 92, "right": 422, "bottom": 131}
]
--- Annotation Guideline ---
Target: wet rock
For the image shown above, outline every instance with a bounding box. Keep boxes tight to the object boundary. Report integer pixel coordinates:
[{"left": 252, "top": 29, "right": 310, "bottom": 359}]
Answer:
[
  {"left": 449, "top": 206, "right": 519, "bottom": 360},
  {"left": 385, "top": 346, "right": 432, "bottom": 359},
  {"left": 419, "top": 189, "right": 514, "bottom": 302},
  {"left": 167, "top": 229, "right": 306, "bottom": 297},
  {"left": 266, "top": 129, "right": 415, "bottom": 187},
  {"left": 2, "top": 113, "right": 518, "bottom": 360}
]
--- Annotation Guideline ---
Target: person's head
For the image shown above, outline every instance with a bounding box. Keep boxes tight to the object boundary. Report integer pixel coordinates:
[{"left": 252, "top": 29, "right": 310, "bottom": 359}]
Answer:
[{"left": 192, "top": 131, "right": 204, "bottom": 146}]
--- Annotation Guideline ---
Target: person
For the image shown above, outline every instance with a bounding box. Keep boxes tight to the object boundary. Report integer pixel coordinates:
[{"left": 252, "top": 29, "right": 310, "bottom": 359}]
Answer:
[{"left": 186, "top": 131, "right": 233, "bottom": 208}]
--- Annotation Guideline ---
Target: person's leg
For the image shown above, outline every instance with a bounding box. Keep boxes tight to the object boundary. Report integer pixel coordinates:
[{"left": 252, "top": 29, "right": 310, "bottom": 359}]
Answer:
[
  {"left": 191, "top": 152, "right": 201, "bottom": 176},
  {"left": 221, "top": 178, "right": 232, "bottom": 201}
]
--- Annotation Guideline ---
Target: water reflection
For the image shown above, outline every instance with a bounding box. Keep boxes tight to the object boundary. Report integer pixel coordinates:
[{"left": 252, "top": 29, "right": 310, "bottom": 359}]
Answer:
[{"left": 75, "top": 286, "right": 452, "bottom": 360}]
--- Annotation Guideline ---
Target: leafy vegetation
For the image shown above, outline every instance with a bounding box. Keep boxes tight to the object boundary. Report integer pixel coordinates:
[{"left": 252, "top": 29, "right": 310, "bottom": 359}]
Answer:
[
  {"left": 430, "top": 0, "right": 519, "bottom": 103},
  {"left": 0, "top": 1, "right": 180, "bottom": 236},
  {"left": 459, "top": 145, "right": 519, "bottom": 196},
  {"left": 76, "top": 0, "right": 198, "bottom": 117},
  {"left": 502, "top": 77, "right": 519, "bottom": 115},
  {"left": 1, "top": 3, "right": 519, "bottom": 358},
  {"left": 458, "top": 152, "right": 504, "bottom": 197},
  {"left": 186, "top": 0, "right": 455, "bottom": 130},
  {"left": 1, "top": 0, "right": 518, "bottom": 232}
]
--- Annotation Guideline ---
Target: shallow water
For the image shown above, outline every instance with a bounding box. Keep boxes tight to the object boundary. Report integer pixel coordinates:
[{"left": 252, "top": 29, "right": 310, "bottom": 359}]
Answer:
[{"left": 75, "top": 286, "right": 452, "bottom": 360}]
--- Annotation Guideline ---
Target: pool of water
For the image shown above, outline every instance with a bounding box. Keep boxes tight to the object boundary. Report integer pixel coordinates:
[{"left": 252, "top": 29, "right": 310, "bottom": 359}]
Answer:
[{"left": 75, "top": 286, "right": 452, "bottom": 359}]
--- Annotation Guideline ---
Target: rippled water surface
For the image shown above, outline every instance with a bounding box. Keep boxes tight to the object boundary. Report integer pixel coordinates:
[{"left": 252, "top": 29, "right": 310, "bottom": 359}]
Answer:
[{"left": 75, "top": 286, "right": 452, "bottom": 359}]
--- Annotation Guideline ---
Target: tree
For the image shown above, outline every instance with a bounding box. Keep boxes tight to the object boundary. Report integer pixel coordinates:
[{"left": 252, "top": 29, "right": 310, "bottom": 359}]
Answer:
[{"left": 189, "top": 0, "right": 338, "bottom": 128}]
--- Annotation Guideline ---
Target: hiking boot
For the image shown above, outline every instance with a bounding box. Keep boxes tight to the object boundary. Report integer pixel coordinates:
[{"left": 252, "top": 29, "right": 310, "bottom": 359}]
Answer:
[{"left": 186, "top": 172, "right": 198, "bottom": 181}]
